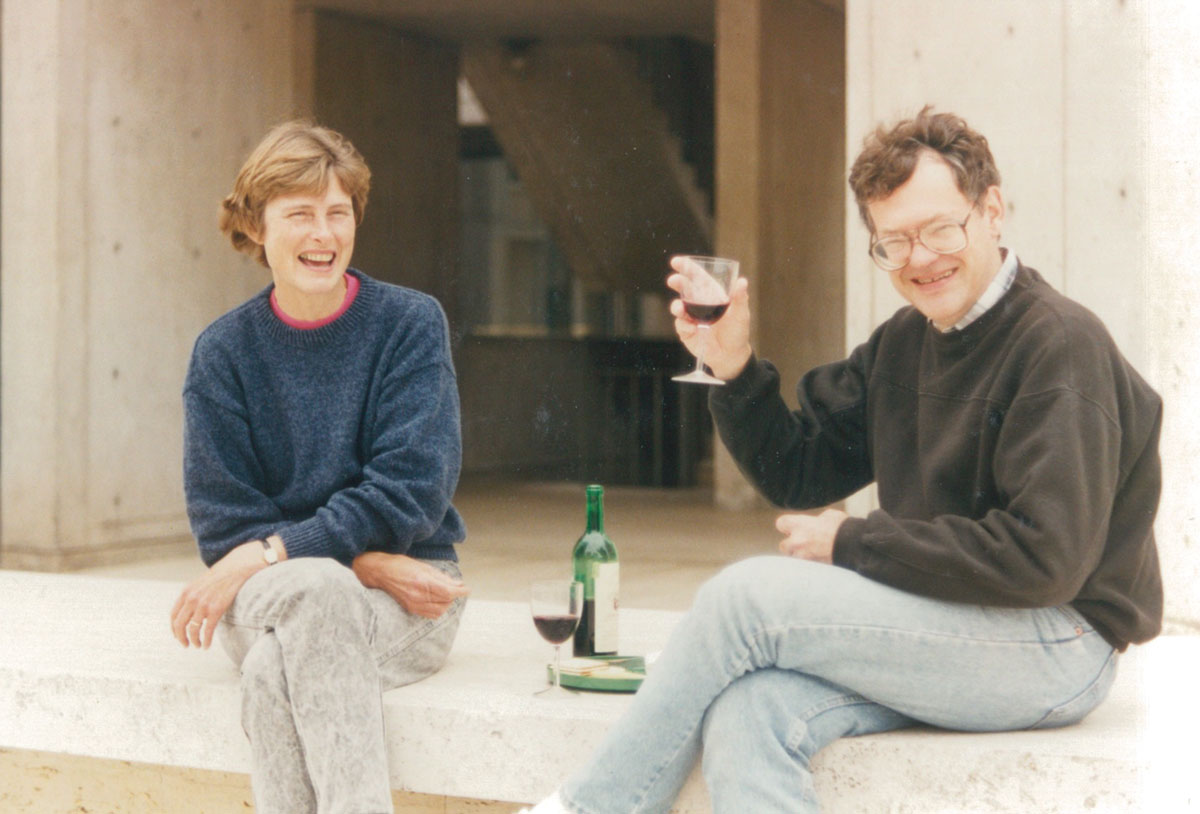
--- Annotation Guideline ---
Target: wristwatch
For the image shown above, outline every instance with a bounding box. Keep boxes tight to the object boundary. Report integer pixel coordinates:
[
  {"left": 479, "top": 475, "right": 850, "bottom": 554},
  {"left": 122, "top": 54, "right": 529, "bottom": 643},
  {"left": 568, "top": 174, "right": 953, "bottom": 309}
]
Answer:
[{"left": 261, "top": 538, "right": 279, "bottom": 565}]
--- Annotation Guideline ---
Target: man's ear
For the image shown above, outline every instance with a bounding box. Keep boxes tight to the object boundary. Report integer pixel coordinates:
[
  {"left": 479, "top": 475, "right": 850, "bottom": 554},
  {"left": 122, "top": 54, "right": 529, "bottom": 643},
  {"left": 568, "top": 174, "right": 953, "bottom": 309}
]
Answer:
[{"left": 982, "top": 185, "right": 1004, "bottom": 239}]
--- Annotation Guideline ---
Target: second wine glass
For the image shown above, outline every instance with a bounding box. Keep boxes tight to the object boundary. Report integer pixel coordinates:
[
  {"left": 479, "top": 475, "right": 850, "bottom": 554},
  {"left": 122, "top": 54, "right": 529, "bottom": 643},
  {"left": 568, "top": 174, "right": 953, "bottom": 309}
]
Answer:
[
  {"left": 670, "top": 255, "right": 740, "bottom": 386},
  {"left": 530, "top": 579, "right": 583, "bottom": 697}
]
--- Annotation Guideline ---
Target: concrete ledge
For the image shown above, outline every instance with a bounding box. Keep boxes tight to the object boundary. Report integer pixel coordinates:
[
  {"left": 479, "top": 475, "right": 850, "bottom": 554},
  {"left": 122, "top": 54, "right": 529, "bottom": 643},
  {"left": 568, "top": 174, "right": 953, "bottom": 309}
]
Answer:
[{"left": 0, "top": 570, "right": 1194, "bottom": 813}]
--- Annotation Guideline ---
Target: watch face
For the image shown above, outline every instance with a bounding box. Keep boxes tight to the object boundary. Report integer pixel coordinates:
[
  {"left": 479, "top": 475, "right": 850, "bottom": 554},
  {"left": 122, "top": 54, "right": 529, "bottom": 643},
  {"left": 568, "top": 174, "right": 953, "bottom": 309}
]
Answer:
[{"left": 263, "top": 540, "right": 278, "bottom": 564}]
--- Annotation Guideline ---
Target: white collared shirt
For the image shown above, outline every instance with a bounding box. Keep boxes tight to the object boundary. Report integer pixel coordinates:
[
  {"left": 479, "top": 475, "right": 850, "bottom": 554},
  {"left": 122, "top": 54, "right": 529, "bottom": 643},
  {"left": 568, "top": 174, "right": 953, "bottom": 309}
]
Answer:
[{"left": 943, "top": 248, "right": 1019, "bottom": 332}]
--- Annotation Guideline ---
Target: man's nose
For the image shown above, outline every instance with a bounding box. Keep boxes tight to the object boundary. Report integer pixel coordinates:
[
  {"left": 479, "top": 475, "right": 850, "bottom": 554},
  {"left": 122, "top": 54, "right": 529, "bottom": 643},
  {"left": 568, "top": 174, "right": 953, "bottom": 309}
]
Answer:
[{"left": 907, "top": 240, "right": 939, "bottom": 267}]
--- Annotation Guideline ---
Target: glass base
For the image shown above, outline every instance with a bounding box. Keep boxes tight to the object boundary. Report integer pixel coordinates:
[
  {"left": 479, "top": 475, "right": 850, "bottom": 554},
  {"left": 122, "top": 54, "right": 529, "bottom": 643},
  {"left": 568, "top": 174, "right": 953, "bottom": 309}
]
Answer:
[
  {"left": 534, "top": 682, "right": 577, "bottom": 698},
  {"left": 672, "top": 369, "right": 726, "bottom": 386}
]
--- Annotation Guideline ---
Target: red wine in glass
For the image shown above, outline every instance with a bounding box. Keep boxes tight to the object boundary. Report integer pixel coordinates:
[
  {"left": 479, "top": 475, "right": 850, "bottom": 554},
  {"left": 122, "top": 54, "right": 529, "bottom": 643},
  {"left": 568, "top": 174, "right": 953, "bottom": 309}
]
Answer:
[
  {"left": 682, "top": 301, "right": 729, "bottom": 324},
  {"left": 533, "top": 614, "right": 579, "bottom": 645}
]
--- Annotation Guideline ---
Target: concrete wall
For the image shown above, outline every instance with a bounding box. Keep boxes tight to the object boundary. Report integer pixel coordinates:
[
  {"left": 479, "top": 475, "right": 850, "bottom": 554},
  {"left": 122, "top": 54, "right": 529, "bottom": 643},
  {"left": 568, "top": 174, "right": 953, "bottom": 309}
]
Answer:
[
  {"left": 1, "top": 0, "right": 297, "bottom": 569},
  {"left": 843, "top": 0, "right": 1199, "bottom": 627}
]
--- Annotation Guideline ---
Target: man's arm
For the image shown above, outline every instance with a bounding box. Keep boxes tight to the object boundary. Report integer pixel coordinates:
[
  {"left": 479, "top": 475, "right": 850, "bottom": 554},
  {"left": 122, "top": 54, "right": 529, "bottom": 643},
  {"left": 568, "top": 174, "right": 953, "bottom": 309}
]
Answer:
[{"left": 709, "top": 344, "right": 876, "bottom": 510}]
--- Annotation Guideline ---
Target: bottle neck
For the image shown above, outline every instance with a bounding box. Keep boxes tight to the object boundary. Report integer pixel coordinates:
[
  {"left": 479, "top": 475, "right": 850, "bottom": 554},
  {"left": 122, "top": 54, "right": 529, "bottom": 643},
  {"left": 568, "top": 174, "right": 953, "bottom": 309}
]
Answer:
[{"left": 586, "top": 490, "right": 604, "bottom": 533}]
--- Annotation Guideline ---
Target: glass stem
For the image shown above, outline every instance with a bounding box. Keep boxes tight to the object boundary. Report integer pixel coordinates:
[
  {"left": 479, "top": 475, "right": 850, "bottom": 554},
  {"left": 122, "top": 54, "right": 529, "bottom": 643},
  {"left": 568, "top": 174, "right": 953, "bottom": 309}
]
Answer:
[
  {"left": 553, "top": 644, "right": 562, "bottom": 689},
  {"left": 692, "top": 324, "right": 709, "bottom": 375}
]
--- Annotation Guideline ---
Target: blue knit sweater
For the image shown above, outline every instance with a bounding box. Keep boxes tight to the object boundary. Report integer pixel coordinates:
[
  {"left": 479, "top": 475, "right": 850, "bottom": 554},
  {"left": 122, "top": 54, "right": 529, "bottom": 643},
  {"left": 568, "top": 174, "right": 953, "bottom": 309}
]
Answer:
[{"left": 183, "top": 269, "right": 465, "bottom": 567}]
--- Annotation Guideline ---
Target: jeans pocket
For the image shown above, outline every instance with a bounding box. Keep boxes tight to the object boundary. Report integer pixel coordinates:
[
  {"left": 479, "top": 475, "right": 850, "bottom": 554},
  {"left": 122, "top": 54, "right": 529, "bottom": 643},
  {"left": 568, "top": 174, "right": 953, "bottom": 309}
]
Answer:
[
  {"left": 1030, "top": 646, "right": 1118, "bottom": 730},
  {"left": 1050, "top": 604, "right": 1092, "bottom": 635}
]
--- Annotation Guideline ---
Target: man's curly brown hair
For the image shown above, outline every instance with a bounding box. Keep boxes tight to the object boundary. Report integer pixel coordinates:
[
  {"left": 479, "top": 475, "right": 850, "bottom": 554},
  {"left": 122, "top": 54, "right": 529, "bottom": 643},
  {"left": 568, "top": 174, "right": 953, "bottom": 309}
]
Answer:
[{"left": 848, "top": 106, "right": 1000, "bottom": 231}]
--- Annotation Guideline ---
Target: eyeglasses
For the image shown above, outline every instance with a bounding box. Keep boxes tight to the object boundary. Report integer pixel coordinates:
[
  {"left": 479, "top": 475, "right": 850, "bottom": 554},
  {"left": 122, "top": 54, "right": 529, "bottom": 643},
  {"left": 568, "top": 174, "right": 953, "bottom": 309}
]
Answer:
[{"left": 868, "top": 210, "right": 973, "bottom": 271}]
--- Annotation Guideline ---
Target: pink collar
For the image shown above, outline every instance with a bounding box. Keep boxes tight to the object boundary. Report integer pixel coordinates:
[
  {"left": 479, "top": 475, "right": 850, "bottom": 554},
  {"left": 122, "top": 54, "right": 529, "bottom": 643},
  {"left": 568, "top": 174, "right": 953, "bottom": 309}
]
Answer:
[{"left": 270, "top": 274, "right": 360, "bottom": 329}]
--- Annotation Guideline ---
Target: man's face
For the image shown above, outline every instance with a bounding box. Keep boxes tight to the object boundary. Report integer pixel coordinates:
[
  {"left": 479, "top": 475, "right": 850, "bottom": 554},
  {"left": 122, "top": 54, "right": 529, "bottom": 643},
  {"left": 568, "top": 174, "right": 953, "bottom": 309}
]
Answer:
[{"left": 867, "top": 152, "right": 1004, "bottom": 329}]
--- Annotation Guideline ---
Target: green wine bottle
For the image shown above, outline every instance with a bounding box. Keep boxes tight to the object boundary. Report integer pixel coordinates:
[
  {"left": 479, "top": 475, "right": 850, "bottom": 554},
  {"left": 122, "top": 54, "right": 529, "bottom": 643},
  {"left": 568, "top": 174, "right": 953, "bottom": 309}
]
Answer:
[{"left": 572, "top": 484, "right": 619, "bottom": 656}]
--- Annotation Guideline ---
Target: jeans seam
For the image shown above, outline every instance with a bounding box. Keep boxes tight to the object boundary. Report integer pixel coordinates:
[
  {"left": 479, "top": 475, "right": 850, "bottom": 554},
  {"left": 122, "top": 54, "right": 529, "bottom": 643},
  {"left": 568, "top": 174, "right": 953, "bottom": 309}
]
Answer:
[
  {"left": 783, "top": 693, "right": 875, "bottom": 760},
  {"left": 1027, "top": 639, "right": 1117, "bottom": 729},
  {"left": 753, "top": 619, "right": 1084, "bottom": 648}
]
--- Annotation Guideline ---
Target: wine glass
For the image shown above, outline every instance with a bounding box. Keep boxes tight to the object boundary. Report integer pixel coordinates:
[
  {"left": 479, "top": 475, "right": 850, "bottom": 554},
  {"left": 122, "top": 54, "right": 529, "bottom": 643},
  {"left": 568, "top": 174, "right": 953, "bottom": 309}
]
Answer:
[
  {"left": 670, "top": 255, "right": 740, "bottom": 385},
  {"left": 530, "top": 580, "right": 582, "bottom": 697}
]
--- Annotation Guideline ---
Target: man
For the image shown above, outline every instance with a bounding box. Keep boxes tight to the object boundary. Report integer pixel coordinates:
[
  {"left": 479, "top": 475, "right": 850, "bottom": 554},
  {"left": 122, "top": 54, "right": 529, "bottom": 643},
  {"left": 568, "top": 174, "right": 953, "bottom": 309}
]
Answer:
[{"left": 517, "top": 107, "right": 1162, "bottom": 813}]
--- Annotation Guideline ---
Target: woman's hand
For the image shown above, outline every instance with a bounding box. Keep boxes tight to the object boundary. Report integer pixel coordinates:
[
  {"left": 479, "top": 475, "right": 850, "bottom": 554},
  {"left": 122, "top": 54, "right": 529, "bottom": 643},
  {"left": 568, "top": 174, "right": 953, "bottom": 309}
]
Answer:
[
  {"left": 776, "top": 509, "right": 849, "bottom": 565},
  {"left": 667, "top": 258, "right": 753, "bottom": 381},
  {"left": 353, "top": 551, "right": 469, "bottom": 619},
  {"left": 170, "top": 540, "right": 271, "bottom": 648}
]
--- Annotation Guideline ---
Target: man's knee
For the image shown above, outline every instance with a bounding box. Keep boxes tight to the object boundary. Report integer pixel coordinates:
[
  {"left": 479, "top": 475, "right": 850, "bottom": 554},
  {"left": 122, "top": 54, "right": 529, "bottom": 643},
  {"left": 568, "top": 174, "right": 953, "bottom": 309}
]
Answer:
[{"left": 695, "top": 555, "right": 826, "bottom": 615}]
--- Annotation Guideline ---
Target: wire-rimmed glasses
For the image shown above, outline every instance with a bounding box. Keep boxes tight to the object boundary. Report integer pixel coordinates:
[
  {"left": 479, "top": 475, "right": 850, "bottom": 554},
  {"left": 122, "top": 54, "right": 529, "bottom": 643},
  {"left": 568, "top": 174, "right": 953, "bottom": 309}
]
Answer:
[{"left": 869, "top": 210, "right": 973, "bottom": 271}]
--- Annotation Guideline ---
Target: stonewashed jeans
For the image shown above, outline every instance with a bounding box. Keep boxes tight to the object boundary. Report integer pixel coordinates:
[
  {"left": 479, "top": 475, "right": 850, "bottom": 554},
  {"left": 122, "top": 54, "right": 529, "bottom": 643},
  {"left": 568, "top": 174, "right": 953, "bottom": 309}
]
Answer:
[
  {"left": 560, "top": 556, "right": 1117, "bottom": 814},
  {"left": 219, "top": 557, "right": 465, "bottom": 814}
]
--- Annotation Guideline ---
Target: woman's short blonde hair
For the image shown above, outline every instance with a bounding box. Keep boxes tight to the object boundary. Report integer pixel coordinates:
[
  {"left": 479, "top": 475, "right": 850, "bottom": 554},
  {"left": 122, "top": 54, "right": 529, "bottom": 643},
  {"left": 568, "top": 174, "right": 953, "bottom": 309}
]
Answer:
[{"left": 219, "top": 121, "right": 371, "bottom": 267}]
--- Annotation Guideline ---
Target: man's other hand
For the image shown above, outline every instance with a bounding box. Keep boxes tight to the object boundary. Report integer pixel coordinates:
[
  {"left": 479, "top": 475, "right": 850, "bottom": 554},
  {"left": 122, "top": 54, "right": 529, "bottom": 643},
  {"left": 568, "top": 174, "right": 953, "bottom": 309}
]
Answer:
[{"left": 776, "top": 509, "right": 848, "bottom": 564}]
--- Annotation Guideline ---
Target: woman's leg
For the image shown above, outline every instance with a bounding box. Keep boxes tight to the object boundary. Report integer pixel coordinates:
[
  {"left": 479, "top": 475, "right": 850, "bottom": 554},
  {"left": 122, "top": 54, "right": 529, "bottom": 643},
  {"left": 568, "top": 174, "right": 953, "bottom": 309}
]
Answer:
[
  {"left": 558, "top": 556, "right": 1117, "bottom": 814},
  {"left": 220, "top": 558, "right": 464, "bottom": 814},
  {"left": 237, "top": 631, "right": 318, "bottom": 813}
]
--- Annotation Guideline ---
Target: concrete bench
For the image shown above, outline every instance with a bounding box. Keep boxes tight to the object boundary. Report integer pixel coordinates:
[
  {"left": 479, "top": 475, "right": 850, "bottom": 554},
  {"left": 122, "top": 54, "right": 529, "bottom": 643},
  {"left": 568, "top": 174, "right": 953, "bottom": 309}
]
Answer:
[{"left": 0, "top": 570, "right": 1194, "bottom": 813}]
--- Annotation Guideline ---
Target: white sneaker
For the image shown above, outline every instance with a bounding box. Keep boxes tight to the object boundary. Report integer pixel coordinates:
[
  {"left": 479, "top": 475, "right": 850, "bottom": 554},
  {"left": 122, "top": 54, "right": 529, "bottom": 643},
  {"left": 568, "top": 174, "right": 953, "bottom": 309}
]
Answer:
[{"left": 515, "top": 791, "right": 569, "bottom": 814}]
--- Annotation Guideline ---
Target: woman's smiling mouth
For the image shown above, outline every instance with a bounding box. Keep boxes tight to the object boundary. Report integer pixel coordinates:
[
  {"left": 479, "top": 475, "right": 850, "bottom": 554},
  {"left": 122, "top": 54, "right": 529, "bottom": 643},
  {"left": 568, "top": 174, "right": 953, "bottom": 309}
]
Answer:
[{"left": 299, "top": 251, "right": 335, "bottom": 269}]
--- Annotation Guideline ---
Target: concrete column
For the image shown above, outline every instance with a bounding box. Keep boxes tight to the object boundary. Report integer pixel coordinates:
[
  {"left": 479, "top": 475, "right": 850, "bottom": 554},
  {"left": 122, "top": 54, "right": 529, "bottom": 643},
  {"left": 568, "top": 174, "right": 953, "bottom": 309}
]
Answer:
[
  {"left": 296, "top": 12, "right": 461, "bottom": 327},
  {"left": 1143, "top": 2, "right": 1200, "bottom": 630},
  {"left": 1, "top": 0, "right": 296, "bottom": 570},
  {"left": 713, "top": 0, "right": 846, "bottom": 509}
]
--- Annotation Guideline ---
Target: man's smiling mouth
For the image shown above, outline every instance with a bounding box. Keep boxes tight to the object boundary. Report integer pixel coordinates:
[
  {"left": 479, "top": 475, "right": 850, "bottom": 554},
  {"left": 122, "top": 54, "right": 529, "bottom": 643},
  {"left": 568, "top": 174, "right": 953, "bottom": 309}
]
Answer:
[{"left": 913, "top": 268, "right": 954, "bottom": 286}]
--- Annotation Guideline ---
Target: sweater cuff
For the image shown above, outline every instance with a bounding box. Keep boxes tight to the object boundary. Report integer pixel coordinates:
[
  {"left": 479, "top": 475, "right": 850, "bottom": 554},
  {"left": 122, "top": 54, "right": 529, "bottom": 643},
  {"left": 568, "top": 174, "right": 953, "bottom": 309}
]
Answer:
[
  {"left": 278, "top": 516, "right": 339, "bottom": 561},
  {"left": 709, "top": 353, "right": 767, "bottom": 408},
  {"left": 832, "top": 515, "right": 869, "bottom": 569}
]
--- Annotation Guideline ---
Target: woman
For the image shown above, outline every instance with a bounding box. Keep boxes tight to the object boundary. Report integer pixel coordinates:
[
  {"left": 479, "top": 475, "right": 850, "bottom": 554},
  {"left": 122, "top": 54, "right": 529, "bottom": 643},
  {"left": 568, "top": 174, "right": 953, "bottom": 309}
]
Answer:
[{"left": 170, "top": 120, "right": 469, "bottom": 814}]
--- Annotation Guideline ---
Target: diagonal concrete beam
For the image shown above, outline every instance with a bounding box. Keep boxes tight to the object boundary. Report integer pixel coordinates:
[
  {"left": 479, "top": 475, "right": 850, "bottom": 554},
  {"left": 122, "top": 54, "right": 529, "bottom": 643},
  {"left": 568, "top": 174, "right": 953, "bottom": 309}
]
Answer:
[{"left": 463, "top": 42, "right": 711, "bottom": 295}]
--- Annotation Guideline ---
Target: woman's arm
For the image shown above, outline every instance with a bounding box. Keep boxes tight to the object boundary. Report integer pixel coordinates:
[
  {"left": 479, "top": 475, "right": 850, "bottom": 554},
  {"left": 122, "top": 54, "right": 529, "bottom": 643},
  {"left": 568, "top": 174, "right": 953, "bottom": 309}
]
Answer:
[{"left": 169, "top": 534, "right": 286, "bottom": 648}]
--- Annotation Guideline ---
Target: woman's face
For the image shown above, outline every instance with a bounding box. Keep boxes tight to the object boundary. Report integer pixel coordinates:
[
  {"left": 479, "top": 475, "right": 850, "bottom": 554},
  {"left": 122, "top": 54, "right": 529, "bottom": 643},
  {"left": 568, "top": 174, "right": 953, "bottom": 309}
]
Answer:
[{"left": 256, "top": 175, "right": 356, "bottom": 320}]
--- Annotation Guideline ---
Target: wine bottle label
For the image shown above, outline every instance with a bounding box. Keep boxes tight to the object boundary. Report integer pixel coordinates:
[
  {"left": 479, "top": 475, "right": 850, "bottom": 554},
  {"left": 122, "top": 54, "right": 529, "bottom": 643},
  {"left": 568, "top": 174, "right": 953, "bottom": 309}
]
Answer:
[{"left": 591, "top": 561, "right": 619, "bottom": 653}]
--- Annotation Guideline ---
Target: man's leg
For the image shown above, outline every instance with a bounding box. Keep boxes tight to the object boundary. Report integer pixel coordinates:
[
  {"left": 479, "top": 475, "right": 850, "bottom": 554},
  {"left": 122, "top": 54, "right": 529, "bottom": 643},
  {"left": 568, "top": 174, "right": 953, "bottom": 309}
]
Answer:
[
  {"left": 701, "top": 668, "right": 912, "bottom": 814},
  {"left": 559, "top": 555, "right": 1116, "bottom": 814},
  {"left": 221, "top": 558, "right": 463, "bottom": 814}
]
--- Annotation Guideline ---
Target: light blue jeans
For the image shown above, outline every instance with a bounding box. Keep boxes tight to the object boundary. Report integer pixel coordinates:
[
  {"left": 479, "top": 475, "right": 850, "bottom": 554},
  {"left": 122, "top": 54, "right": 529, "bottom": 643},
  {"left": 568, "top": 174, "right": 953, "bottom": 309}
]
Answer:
[
  {"left": 560, "top": 556, "right": 1117, "bottom": 814},
  {"left": 219, "top": 557, "right": 465, "bottom": 814}
]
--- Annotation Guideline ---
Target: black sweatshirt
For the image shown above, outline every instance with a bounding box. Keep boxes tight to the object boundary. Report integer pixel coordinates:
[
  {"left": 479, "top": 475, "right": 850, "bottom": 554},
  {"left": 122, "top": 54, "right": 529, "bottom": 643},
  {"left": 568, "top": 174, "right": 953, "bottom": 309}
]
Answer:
[{"left": 711, "top": 265, "right": 1163, "bottom": 651}]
